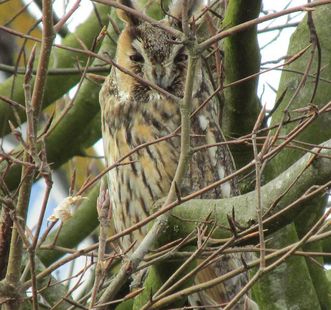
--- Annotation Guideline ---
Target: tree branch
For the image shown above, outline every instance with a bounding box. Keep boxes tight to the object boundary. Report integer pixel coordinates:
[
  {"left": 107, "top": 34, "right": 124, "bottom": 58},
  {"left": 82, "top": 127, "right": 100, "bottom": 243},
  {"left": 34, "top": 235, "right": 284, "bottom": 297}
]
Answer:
[
  {"left": 261, "top": 4, "right": 331, "bottom": 308},
  {"left": 163, "top": 138, "right": 331, "bottom": 242},
  {"left": 222, "top": 0, "right": 261, "bottom": 169},
  {"left": 4, "top": 1, "right": 55, "bottom": 308}
]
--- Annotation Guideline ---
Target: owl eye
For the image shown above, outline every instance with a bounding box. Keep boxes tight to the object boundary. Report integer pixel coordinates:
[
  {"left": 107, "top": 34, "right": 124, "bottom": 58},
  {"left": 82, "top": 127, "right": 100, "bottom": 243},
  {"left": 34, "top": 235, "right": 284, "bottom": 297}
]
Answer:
[
  {"left": 174, "top": 53, "right": 188, "bottom": 63},
  {"left": 129, "top": 52, "right": 144, "bottom": 63}
]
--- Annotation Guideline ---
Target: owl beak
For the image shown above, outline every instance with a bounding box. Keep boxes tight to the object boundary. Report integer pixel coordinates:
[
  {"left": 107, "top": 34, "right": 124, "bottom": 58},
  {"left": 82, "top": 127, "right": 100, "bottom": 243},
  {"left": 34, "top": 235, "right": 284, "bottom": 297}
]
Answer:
[{"left": 153, "top": 64, "right": 167, "bottom": 88}]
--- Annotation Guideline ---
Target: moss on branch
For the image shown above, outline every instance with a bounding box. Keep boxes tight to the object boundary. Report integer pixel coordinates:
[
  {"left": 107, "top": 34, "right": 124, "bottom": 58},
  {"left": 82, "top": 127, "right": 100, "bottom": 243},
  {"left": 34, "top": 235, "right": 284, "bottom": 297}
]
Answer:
[
  {"left": 261, "top": 5, "right": 331, "bottom": 309},
  {"left": 222, "top": 0, "right": 262, "bottom": 169},
  {"left": 162, "top": 139, "right": 331, "bottom": 242}
]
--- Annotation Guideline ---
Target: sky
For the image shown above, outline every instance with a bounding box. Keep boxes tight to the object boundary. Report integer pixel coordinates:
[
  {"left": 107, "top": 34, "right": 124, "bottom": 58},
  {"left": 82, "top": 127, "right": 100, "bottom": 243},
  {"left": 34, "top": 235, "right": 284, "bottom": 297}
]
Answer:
[{"left": 257, "top": 1, "right": 305, "bottom": 109}]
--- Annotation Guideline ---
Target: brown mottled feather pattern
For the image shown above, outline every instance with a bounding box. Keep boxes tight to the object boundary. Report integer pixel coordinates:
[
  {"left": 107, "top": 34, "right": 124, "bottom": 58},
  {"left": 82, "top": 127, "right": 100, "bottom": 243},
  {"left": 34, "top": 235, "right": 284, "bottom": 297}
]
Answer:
[
  {"left": 100, "top": 2, "right": 255, "bottom": 308},
  {"left": 100, "top": 72, "right": 236, "bottom": 246}
]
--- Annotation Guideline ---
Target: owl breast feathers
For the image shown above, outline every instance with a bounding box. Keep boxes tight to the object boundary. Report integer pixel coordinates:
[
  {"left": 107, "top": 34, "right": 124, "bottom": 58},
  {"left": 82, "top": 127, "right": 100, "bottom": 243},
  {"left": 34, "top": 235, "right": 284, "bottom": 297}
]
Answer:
[
  {"left": 99, "top": 0, "right": 252, "bottom": 308},
  {"left": 99, "top": 1, "right": 236, "bottom": 248}
]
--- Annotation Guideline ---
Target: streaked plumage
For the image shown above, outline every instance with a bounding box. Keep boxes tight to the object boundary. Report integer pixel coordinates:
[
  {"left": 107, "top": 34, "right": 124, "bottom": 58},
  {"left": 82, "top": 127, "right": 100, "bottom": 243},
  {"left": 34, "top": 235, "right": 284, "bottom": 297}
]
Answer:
[{"left": 100, "top": 1, "right": 256, "bottom": 308}]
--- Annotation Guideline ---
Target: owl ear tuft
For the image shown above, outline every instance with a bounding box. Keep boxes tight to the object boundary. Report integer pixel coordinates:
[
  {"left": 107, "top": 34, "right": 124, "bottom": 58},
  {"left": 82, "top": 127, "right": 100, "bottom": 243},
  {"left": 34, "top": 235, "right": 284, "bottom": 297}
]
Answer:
[
  {"left": 168, "top": 0, "right": 203, "bottom": 24},
  {"left": 117, "top": 0, "right": 140, "bottom": 26}
]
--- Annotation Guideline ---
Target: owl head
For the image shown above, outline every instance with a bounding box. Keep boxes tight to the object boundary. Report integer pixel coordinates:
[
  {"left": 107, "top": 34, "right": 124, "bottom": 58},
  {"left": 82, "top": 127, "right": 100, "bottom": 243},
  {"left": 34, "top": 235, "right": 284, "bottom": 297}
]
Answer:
[{"left": 114, "top": 0, "right": 204, "bottom": 100}]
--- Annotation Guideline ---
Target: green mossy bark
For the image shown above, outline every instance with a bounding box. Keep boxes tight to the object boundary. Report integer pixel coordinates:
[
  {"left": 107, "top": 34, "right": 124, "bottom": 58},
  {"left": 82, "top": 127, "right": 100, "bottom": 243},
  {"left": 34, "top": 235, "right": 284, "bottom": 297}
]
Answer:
[
  {"left": 294, "top": 197, "right": 331, "bottom": 310},
  {"left": 133, "top": 265, "right": 173, "bottom": 310},
  {"left": 222, "top": 0, "right": 261, "bottom": 170},
  {"left": 325, "top": 270, "right": 331, "bottom": 288},
  {"left": 115, "top": 300, "right": 133, "bottom": 310},
  {"left": 158, "top": 140, "right": 331, "bottom": 242},
  {"left": 266, "top": 7, "right": 331, "bottom": 178},
  {"left": 255, "top": 5, "right": 331, "bottom": 309},
  {"left": 133, "top": 257, "right": 195, "bottom": 309},
  {"left": 252, "top": 225, "right": 320, "bottom": 310},
  {"left": 322, "top": 236, "right": 331, "bottom": 264},
  {"left": 302, "top": 241, "right": 330, "bottom": 310}
]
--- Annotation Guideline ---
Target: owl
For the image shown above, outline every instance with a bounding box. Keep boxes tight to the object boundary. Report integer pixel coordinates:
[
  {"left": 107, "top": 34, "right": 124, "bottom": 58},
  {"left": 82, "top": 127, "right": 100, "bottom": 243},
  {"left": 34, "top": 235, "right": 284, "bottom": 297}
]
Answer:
[{"left": 100, "top": 0, "right": 256, "bottom": 308}]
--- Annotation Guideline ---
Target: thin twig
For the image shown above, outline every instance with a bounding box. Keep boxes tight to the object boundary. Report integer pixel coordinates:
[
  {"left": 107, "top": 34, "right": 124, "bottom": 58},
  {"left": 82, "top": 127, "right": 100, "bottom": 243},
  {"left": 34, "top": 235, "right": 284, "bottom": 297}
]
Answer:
[
  {"left": 198, "top": 0, "right": 331, "bottom": 51},
  {"left": 90, "top": 179, "right": 111, "bottom": 308},
  {"left": 251, "top": 106, "right": 267, "bottom": 269}
]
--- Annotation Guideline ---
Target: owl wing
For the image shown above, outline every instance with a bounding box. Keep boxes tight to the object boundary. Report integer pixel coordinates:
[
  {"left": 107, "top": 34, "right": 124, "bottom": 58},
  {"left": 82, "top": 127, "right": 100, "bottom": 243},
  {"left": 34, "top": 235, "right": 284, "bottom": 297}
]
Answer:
[
  {"left": 181, "top": 77, "right": 237, "bottom": 200},
  {"left": 184, "top": 79, "right": 256, "bottom": 309}
]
